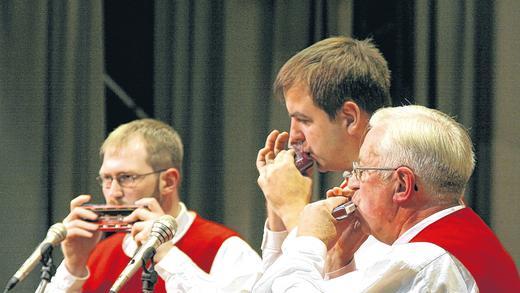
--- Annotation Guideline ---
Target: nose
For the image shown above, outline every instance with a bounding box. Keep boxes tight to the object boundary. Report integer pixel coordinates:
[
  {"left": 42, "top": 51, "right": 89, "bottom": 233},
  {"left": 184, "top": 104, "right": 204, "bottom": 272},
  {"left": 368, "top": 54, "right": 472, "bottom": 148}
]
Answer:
[
  {"left": 105, "top": 179, "right": 124, "bottom": 201},
  {"left": 289, "top": 119, "right": 305, "bottom": 145},
  {"left": 346, "top": 175, "right": 360, "bottom": 191}
]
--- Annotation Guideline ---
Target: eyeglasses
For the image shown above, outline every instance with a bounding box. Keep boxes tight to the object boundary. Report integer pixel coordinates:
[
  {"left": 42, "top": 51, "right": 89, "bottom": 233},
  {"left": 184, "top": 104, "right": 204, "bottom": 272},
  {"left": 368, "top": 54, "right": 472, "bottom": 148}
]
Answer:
[
  {"left": 96, "top": 169, "right": 168, "bottom": 189},
  {"left": 342, "top": 161, "right": 397, "bottom": 182}
]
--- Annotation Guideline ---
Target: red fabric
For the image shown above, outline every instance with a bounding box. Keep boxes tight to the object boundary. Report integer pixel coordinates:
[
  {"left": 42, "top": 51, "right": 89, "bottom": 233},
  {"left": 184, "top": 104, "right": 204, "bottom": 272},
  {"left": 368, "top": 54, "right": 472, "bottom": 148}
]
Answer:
[
  {"left": 410, "top": 207, "right": 519, "bottom": 293},
  {"left": 82, "top": 214, "right": 239, "bottom": 293}
]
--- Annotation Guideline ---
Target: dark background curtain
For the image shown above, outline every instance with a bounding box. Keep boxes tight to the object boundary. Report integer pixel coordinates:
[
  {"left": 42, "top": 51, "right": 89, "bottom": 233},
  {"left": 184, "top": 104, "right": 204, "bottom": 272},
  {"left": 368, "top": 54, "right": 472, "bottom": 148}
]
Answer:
[
  {"left": 0, "top": 1, "right": 105, "bottom": 290},
  {"left": 1, "top": 0, "right": 518, "bottom": 290}
]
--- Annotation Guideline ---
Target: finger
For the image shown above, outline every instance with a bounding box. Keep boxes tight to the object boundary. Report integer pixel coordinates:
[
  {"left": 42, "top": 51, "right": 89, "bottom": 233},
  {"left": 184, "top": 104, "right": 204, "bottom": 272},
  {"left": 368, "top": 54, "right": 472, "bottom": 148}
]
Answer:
[
  {"left": 341, "top": 187, "right": 355, "bottom": 198},
  {"left": 124, "top": 207, "right": 157, "bottom": 223},
  {"left": 265, "top": 130, "right": 280, "bottom": 150},
  {"left": 65, "top": 218, "right": 100, "bottom": 233},
  {"left": 324, "top": 196, "right": 349, "bottom": 210},
  {"left": 70, "top": 194, "right": 92, "bottom": 210},
  {"left": 274, "top": 132, "right": 289, "bottom": 155},
  {"left": 134, "top": 197, "right": 161, "bottom": 212},
  {"left": 257, "top": 131, "right": 280, "bottom": 169},
  {"left": 265, "top": 151, "right": 275, "bottom": 163},
  {"left": 64, "top": 205, "right": 99, "bottom": 223},
  {"left": 134, "top": 230, "right": 150, "bottom": 246},
  {"left": 326, "top": 187, "right": 344, "bottom": 198},
  {"left": 130, "top": 220, "right": 149, "bottom": 239},
  {"left": 65, "top": 227, "right": 97, "bottom": 239},
  {"left": 257, "top": 147, "right": 275, "bottom": 170}
]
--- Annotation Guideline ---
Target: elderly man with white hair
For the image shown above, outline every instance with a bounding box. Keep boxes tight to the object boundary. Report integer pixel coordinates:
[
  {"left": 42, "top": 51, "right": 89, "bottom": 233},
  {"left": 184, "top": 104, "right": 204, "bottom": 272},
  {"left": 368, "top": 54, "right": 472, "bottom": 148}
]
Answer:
[{"left": 253, "top": 105, "right": 519, "bottom": 292}]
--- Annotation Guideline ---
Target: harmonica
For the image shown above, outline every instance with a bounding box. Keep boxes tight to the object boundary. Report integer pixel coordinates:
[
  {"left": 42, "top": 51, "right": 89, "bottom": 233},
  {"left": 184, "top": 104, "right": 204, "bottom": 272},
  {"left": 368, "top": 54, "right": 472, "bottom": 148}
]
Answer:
[
  {"left": 83, "top": 205, "right": 139, "bottom": 232},
  {"left": 293, "top": 142, "right": 314, "bottom": 174},
  {"left": 331, "top": 201, "right": 356, "bottom": 221}
]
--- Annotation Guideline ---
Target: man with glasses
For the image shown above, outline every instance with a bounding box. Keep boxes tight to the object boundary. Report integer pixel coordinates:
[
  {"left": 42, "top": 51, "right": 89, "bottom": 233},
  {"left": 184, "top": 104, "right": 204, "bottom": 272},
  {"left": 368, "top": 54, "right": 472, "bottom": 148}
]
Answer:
[
  {"left": 47, "top": 119, "right": 261, "bottom": 292},
  {"left": 254, "top": 105, "right": 519, "bottom": 292},
  {"left": 256, "top": 36, "right": 392, "bottom": 278}
]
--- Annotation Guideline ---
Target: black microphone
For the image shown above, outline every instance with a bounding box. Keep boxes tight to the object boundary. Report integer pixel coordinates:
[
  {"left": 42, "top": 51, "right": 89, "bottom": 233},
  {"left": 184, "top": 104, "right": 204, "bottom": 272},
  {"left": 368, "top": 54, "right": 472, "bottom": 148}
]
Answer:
[
  {"left": 109, "top": 215, "right": 177, "bottom": 293},
  {"left": 4, "top": 222, "right": 67, "bottom": 292}
]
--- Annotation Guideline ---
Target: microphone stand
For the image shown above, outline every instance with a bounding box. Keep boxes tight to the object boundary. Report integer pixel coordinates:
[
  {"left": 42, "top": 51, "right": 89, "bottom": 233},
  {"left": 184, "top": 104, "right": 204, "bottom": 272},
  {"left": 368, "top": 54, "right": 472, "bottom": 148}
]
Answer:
[
  {"left": 35, "top": 243, "right": 55, "bottom": 293},
  {"left": 141, "top": 248, "right": 158, "bottom": 293}
]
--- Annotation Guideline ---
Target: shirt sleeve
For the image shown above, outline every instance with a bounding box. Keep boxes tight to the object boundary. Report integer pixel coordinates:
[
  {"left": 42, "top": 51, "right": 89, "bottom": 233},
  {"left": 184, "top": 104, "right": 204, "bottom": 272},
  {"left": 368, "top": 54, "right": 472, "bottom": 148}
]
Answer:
[
  {"left": 252, "top": 236, "right": 327, "bottom": 293},
  {"left": 260, "top": 220, "right": 289, "bottom": 271},
  {"left": 44, "top": 261, "right": 89, "bottom": 293},
  {"left": 252, "top": 240, "right": 477, "bottom": 293},
  {"left": 155, "top": 236, "right": 262, "bottom": 292}
]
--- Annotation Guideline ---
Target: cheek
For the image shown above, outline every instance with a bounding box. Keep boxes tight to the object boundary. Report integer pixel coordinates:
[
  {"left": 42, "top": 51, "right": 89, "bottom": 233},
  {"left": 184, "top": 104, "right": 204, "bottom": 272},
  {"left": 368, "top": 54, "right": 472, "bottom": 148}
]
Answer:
[{"left": 357, "top": 190, "right": 382, "bottom": 218}]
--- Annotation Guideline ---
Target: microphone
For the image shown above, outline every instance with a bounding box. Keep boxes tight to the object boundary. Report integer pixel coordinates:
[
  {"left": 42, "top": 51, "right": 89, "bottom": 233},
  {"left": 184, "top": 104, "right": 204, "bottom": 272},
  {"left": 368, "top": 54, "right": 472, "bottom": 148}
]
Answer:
[
  {"left": 109, "top": 215, "right": 177, "bottom": 293},
  {"left": 4, "top": 222, "right": 67, "bottom": 292}
]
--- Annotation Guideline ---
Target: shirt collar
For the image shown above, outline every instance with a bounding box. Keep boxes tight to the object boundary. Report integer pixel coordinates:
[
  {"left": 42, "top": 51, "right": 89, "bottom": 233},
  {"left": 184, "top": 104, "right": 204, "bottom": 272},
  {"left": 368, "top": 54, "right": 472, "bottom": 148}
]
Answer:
[
  {"left": 122, "top": 202, "right": 195, "bottom": 257},
  {"left": 393, "top": 204, "right": 465, "bottom": 245}
]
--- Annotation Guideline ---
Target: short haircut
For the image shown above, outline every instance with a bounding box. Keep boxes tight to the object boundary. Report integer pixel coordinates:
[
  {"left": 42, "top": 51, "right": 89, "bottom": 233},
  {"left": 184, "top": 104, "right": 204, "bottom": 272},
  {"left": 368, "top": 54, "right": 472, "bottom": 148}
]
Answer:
[
  {"left": 370, "top": 105, "right": 475, "bottom": 200},
  {"left": 100, "top": 119, "right": 183, "bottom": 173},
  {"left": 274, "top": 36, "right": 392, "bottom": 119}
]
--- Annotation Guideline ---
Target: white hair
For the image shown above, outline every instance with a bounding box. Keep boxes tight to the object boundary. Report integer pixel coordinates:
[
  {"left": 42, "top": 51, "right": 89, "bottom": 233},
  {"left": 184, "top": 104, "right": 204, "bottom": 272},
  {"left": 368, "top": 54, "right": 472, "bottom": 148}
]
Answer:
[{"left": 369, "top": 105, "right": 475, "bottom": 201}]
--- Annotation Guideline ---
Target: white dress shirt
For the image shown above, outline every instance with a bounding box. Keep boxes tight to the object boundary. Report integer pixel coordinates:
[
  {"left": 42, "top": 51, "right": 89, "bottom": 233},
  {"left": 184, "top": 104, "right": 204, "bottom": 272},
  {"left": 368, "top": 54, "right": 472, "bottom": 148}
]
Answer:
[
  {"left": 253, "top": 205, "right": 477, "bottom": 292},
  {"left": 46, "top": 202, "right": 262, "bottom": 292},
  {"left": 260, "top": 221, "right": 391, "bottom": 279}
]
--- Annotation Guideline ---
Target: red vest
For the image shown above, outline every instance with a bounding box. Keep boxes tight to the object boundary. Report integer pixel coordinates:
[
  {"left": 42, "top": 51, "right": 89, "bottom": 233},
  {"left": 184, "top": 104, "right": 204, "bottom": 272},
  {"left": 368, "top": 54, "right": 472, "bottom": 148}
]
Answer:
[
  {"left": 82, "top": 214, "right": 239, "bottom": 292},
  {"left": 410, "top": 207, "right": 519, "bottom": 293}
]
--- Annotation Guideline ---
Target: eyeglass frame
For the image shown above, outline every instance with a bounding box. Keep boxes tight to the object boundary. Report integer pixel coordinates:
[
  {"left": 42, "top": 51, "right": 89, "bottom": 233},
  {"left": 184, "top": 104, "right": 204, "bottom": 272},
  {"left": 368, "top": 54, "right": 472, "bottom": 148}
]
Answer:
[
  {"left": 96, "top": 168, "right": 168, "bottom": 189},
  {"left": 342, "top": 161, "right": 397, "bottom": 182}
]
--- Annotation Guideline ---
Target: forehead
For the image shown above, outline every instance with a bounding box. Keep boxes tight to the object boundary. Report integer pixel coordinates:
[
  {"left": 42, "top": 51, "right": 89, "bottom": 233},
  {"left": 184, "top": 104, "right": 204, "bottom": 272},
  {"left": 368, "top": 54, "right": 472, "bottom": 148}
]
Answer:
[
  {"left": 359, "top": 126, "right": 384, "bottom": 163},
  {"left": 100, "top": 139, "right": 151, "bottom": 173},
  {"left": 284, "top": 82, "right": 317, "bottom": 113}
]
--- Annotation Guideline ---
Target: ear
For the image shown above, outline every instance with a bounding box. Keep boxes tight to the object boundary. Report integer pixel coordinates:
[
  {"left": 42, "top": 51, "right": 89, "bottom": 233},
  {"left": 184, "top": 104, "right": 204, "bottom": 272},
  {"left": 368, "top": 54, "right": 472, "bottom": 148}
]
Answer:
[
  {"left": 161, "top": 168, "right": 180, "bottom": 193},
  {"left": 340, "top": 101, "right": 368, "bottom": 136},
  {"left": 393, "top": 167, "right": 415, "bottom": 204}
]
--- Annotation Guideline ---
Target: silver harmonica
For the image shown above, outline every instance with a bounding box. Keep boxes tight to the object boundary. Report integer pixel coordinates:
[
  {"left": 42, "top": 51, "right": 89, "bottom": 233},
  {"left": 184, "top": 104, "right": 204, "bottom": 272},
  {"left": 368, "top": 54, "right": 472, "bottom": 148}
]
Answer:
[{"left": 332, "top": 201, "right": 357, "bottom": 221}]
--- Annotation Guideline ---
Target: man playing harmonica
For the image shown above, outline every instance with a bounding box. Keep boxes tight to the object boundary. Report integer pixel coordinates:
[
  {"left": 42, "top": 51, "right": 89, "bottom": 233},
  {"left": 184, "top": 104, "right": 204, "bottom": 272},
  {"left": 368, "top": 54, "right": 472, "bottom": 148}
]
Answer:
[
  {"left": 256, "top": 36, "right": 393, "bottom": 277},
  {"left": 47, "top": 119, "right": 261, "bottom": 292},
  {"left": 254, "top": 105, "right": 519, "bottom": 292}
]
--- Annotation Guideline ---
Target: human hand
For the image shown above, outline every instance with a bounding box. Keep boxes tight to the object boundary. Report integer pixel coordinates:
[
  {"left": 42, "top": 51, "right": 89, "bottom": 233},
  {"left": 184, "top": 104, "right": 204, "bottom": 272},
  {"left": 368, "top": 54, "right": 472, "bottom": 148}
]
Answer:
[
  {"left": 123, "top": 197, "right": 167, "bottom": 246},
  {"left": 297, "top": 195, "right": 365, "bottom": 253},
  {"left": 124, "top": 198, "right": 176, "bottom": 263},
  {"left": 256, "top": 130, "right": 289, "bottom": 170},
  {"left": 257, "top": 130, "right": 290, "bottom": 231},
  {"left": 258, "top": 149, "right": 312, "bottom": 231},
  {"left": 61, "top": 194, "right": 103, "bottom": 277},
  {"left": 324, "top": 184, "right": 367, "bottom": 272}
]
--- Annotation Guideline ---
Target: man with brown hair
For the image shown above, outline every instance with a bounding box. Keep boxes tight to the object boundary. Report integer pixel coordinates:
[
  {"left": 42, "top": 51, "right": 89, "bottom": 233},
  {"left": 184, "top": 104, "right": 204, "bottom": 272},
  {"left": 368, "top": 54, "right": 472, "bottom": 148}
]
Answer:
[
  {"left": 256, "top": 36, "right": 392, "bottom": 276},
  {"left": 48, "top": 119, "right": 261, "bottom": 292}
]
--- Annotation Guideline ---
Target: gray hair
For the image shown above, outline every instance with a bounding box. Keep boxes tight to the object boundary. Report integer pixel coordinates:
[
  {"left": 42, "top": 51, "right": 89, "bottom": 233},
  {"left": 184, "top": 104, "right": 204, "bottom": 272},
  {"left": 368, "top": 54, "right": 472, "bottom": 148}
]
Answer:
[{"left": 369, "top": 105, "right": 475, "bottom": 201}]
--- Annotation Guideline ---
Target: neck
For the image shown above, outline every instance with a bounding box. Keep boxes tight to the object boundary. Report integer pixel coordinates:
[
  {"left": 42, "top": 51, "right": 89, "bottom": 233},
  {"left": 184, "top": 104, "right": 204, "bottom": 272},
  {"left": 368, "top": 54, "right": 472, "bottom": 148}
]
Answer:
[{"left": 397, "top": 202, "right": 459, "bottom": 239}]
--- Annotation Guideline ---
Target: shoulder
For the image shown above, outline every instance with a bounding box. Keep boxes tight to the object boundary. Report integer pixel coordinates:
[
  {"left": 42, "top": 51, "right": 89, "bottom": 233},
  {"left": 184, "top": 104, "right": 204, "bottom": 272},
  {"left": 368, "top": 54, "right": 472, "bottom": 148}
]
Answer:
[
  {"left": 189, "top": 213, "right": 240, "bottom": 239},
  {"left": 361, "top": 243, "right": 476, "bottom": 292}
]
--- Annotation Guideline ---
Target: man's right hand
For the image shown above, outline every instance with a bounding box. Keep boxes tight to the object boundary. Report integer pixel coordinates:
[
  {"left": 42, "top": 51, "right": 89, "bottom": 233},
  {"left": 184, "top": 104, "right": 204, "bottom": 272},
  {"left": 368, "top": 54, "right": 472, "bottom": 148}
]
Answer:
[
  {"left": 324, "top": 185, "right": 367, "bottom": 273},
  {"left": 258, "top": 148, "right": 312, "bottom": 231},
  {"left": 257, "top": 130, "right": 290, "bottom": 232},
  {"left": 61, "top": 194, "right": 103, "bottom": 277}
]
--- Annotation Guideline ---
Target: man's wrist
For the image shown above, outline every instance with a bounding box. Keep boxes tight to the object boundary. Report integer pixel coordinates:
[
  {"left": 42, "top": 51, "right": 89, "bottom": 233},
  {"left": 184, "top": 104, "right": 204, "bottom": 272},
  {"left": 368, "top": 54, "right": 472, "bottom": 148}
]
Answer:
[{"left": 64, "top": 258, "right": 89, "bottom": 278}]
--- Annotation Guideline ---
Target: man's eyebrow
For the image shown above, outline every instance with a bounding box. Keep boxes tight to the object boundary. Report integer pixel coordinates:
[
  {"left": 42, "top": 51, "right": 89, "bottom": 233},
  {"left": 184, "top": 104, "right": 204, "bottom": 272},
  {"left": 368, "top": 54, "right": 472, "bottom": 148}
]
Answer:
[{"left": 289, "top": 111, "right": 311, "bottom": 120}]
